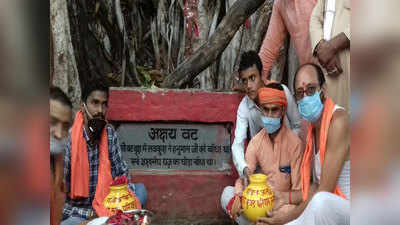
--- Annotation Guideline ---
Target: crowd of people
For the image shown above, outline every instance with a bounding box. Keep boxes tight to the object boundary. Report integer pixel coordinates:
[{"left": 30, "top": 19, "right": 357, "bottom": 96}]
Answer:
[
  {"left": 50, "top": 0, "right": 350, "bottom": 224},
  {"left": 222, "top": 0, "right": 350, "bottom": 224}
]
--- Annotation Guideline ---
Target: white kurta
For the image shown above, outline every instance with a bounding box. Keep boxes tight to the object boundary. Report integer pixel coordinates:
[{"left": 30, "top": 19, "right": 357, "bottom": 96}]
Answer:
[{"left": 310, "top": 0, "right": 351, "bottom": 110}]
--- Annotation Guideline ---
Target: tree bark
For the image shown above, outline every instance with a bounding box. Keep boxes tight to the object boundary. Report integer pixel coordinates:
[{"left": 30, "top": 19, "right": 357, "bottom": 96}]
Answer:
[
  {"left": 217, "top": 0, "right": 242, "bottom": 91},
  {"left": 249, "top": 0, "right": 273, "bottom": 51},
  {"left": 287, "top": 38, "right": 299, "bottom": 92},
  {"left": 196, "top": 0, "right": 221, "bottom": 89},
  {"left": 161, "top": 0, "right": 266, "bottom": 88},
  {"left": 51, "top": 0, "right": 81, "bottom": 111},
  {"left": 196, "top": 0, "right": 212, "bottom": 89},
  {"left": 58, "top": 0, "right": 277, "bottom": 91}
]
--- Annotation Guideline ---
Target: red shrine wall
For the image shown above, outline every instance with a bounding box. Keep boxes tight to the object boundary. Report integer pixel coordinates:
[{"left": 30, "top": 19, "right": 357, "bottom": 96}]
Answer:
[{"left": 107, "top": 88, "right": 244, "bottom": 224}]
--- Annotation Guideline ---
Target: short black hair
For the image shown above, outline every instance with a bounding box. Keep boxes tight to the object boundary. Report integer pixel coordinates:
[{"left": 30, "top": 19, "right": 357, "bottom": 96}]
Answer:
[
  {"left": 81, "top": 80, "right": 109, "bottom": 102},
  {"left": 265, "top": 82, "right": 284, "bottom": 91},
  {"left": 293, "top": 63, "right": 325, "bottom": 91},
  {"left": 50, "top": 86, "right": 72, "bottom": 108},
  {"left": 238, "top": 51, "right": 263, "bottom": 77}
]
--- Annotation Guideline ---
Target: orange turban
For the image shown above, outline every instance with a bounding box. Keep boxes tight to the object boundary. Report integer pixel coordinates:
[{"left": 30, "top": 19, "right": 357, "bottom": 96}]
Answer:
[{"left": 257, "top": 87, "right": 287, "bottom": 107}]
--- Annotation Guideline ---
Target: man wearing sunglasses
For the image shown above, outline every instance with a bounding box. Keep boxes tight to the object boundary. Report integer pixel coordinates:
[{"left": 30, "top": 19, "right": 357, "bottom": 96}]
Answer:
[
  {"left": 221, "top": 83, "right": 303, "bottom": 225},
  {"left": 257, "top": 63, "right": 350, "bottom": 225}
]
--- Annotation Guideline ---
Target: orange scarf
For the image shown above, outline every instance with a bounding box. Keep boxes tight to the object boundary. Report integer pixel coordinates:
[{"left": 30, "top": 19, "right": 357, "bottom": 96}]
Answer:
[
  {"left": 70, "top": 110, "right": 113, "bottom": 216},
  {"left": 300, "top": 98, "right": 347, "bottom": 200}
]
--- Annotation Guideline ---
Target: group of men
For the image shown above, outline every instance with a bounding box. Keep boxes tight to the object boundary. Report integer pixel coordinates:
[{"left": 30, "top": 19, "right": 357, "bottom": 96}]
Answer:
[
  {"left": 50, "top": 0, "right": 350, "bottom": 224},
  {"left": 221, "top": 0, "right": 350, "bottom": 224},
  {"left": 221, "top": 53, "right": 349, "bottom": 225}
]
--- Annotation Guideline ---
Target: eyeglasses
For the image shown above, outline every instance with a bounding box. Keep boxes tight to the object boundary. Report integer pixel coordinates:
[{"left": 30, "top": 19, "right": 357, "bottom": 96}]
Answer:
[{"left": 294, "top": 85, "right": 318, "bottom": 101}]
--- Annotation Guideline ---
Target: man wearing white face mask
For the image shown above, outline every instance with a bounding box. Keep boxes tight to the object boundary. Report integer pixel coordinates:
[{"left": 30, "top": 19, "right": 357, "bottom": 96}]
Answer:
[
  {"left": 221, "top": 83, "right": 303, "bottom": 225},
  {"left": 259, "top": 63, "right": 350, "bottom": 225}
]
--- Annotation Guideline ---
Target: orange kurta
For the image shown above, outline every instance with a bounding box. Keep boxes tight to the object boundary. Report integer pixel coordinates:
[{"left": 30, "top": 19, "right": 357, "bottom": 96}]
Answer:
[
  {"left": 235, "top": 126, "right": 302, "bottom": 193},
  {"left": 234, "top": 125, "right": 303, "bottom": 213},
  {"left": 259, "top": 0, "right": 317, "bottom": 80}
]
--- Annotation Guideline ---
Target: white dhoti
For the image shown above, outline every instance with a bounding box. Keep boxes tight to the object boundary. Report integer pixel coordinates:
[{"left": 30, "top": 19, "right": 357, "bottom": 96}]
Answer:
[
  {"left": 286, "top": 191, "right": 350, "bottom": 225},
  {"left": 220, "top": 186, "right": 252, "bottom": 225}
]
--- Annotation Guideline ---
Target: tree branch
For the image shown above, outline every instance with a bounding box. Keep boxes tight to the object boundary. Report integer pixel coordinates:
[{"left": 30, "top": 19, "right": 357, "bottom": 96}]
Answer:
[{"left": 161, "top": 0, "right": 265, "bottom": 88}]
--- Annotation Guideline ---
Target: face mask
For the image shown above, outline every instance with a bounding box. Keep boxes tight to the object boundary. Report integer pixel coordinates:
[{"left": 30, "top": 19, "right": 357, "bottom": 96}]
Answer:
[
  {"left": 50, "top": 136, "right": 67, "bottom": 155},
  {"left": 84, "top": 103, "right": 107, "bottom": 144},
  {"left": 297, "top": 91, "right": 324, "bottom": 123},
  {"left": 261, "top": 116, "right": 281, "bottom": 134}
]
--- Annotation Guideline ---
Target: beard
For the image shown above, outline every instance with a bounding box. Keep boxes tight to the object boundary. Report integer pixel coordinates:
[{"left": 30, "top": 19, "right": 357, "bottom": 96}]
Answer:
[{"left": 87, "top": 118, "right": 107, "bottom": 146}]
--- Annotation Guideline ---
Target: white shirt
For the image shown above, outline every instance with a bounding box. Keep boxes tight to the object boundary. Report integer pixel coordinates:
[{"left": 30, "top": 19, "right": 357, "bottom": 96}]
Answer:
[{"left": 232, "top": 84, "right": 302, "bottom": 176}]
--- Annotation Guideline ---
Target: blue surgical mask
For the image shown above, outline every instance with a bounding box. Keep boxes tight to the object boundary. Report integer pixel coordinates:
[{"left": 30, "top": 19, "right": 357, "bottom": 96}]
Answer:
[
  {"left": 261, "top": 116, "right": 281, "bottom": 134},
  {"left": 297, "top": 91, "right": 323, "bottom": 123}
]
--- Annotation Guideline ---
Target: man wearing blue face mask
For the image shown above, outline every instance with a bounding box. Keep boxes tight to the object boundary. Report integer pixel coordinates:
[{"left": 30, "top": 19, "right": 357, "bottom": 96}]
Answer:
[
  {"left": 257, "top": 63, "right": 350, "bottom": 225},
  {"left": 231, "top": 51, "right": 302, "bottom": 187},
  {"left": 221, "top": 83, "right": 303, "bottom": 225}
]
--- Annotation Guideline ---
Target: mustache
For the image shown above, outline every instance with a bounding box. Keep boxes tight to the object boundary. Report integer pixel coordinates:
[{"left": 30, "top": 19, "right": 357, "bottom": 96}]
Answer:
[{"left": 90, "top": 113, "right": 105, "bottom": 120}]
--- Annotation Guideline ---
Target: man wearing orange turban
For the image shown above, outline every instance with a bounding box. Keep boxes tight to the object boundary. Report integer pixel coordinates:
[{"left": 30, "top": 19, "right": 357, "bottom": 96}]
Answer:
[
  {"left": 230, "top": 51, "right": 302, "bottom": 193},
  {"left": 221, "top": 83, "right": 303, "bottom": 225}
]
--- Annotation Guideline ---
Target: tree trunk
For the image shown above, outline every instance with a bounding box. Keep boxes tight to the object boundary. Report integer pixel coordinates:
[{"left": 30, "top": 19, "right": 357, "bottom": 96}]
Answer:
[
  {"left": 56, "top": 0, "right": 278, "bottom": 92},
  {"left": 50, "top": 24, "right": 54, "bottom": 85},
  {"left": 51, "top": 0, "right": 81, "bottom": 111},
  {"left": 195, "top": 0, "right": 221, "bottom": 90},
  {"left": 217, "top": 0, "right": 242, "bottom": 91},
  {"left": 287, "top": 38, "right": 299, "bottom": 92},
  {"left": 196, "top": 0, "right": 212, "bottom": 89},
  {"left": 161, "top": 0, "right": 266, "bottom": 88}
]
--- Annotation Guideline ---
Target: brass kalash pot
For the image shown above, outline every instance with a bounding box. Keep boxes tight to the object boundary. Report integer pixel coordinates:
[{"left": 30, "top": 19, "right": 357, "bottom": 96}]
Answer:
[
  {"left": 242, "top": 174, "right": 274, "bottom": 222},
  {"left": 103, "top": 176, "right": 138, "bottom": 214}
]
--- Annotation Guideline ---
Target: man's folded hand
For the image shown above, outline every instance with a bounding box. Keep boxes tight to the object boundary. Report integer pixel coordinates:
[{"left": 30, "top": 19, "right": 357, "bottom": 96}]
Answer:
[{"left": 230, "top": 195, "right": 242, "bottom": 220}]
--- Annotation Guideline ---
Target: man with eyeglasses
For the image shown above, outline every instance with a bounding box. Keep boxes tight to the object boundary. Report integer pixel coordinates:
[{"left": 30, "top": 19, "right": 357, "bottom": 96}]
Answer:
[
  {"left": 221, "top": 83, "right": 303, "bottom": 225},
  {"left": 257, "top": 63, "right": 350, "bottom": 225}
]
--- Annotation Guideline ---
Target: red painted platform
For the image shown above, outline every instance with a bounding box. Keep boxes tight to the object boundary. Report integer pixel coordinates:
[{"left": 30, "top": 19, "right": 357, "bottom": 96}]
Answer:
[{"left": 107, "top": 88, "right": 244, "bottom": 224}]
